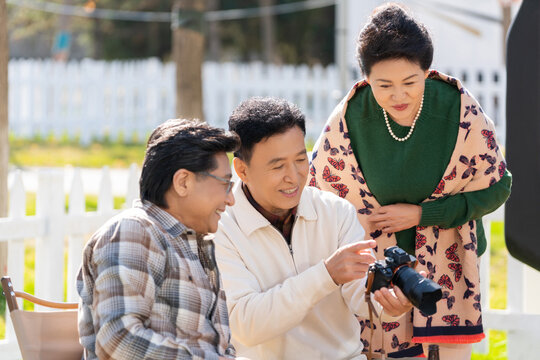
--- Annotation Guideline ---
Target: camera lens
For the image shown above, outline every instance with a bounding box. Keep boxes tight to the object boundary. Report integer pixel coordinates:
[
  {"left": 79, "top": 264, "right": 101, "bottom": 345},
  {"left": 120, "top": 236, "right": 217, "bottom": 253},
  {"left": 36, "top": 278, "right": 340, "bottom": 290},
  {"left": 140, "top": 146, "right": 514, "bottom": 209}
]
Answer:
[{"left": 393, "top": 266, "right": 442, "bottom": 316}]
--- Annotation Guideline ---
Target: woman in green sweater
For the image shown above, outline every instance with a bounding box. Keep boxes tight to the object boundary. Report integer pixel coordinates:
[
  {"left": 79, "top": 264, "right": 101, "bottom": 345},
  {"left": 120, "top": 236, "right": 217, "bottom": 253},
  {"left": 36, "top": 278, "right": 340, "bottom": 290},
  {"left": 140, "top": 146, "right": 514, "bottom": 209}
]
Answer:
[{"left": 309, "top": 4, "right": 511, "bottom": 360}]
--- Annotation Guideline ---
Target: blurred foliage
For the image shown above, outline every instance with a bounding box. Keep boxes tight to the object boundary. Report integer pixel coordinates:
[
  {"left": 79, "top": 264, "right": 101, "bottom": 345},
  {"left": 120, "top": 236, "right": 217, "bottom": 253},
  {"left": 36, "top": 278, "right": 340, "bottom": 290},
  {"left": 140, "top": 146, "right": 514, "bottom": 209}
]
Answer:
[
  {"left": 7, "top": 0, "right": 335, "bottom": 65},
  {"left": 218, "top": 0, "right": 334, "bottom": 65}
]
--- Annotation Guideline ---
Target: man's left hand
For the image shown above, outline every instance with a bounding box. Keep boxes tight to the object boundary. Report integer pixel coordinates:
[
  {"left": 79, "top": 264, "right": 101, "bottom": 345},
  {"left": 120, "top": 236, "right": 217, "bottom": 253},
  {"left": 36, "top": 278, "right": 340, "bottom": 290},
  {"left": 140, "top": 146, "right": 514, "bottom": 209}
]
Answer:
[{"left": 373, "top": 286, "right": 413, "bottom": 318}]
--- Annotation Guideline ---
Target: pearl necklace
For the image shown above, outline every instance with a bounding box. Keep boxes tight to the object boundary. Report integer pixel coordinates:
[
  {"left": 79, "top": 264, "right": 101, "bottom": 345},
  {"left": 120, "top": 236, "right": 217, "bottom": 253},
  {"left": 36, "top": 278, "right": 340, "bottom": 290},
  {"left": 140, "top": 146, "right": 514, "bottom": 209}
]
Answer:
[{"left": 383, "top": 94, "right": 424, "bottom": 142}]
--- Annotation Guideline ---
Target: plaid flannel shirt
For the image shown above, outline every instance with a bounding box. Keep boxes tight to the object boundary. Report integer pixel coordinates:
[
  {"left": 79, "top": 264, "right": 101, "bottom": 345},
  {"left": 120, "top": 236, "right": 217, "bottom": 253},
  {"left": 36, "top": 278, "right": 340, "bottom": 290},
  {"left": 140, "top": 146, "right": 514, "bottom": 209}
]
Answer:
[{"left": 77, "top": 200, "right": 235, "bottom": 360}]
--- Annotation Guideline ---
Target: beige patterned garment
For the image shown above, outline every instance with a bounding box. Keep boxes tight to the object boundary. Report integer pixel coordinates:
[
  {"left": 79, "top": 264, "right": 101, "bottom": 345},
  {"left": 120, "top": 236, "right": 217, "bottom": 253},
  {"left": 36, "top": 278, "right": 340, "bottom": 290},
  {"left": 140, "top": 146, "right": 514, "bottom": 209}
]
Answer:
[{"left": 308, "top": 71, "right": 506, "bottom": 357}]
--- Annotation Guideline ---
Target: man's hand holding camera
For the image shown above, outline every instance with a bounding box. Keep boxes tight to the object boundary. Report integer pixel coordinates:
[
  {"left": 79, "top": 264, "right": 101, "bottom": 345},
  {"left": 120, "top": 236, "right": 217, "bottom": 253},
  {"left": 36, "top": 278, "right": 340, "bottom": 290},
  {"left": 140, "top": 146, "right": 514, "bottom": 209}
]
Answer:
[
  {"left": 324, "top": 240, "right": 377, "bottom": 285},
  {"left": 324, "top": 240, "right": 413, "bottom": 318},
  {"left": 325, "top": 241, "right": 435, "bottom": 319}
]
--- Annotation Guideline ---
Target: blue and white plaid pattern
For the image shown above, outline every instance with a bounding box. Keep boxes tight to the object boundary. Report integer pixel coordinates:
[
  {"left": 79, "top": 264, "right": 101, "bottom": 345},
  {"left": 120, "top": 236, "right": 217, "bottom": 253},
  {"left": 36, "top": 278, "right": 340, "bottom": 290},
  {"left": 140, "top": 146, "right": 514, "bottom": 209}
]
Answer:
[{"left": 77, "top": 200, "right": 235, "bottom": 360}]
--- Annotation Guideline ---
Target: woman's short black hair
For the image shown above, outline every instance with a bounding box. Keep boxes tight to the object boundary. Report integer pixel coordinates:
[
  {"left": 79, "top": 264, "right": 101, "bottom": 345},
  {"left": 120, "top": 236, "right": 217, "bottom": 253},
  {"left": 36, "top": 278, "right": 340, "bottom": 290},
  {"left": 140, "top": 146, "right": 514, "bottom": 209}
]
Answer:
[
  {"left": 228, "top": 97, "right": 306, "bottom": 163},
  {"left": 140, "top": 119, "right": 240, "bottom": 208},
  {"left": 356, "top": 3, "right": 433, "bottom": 75}
]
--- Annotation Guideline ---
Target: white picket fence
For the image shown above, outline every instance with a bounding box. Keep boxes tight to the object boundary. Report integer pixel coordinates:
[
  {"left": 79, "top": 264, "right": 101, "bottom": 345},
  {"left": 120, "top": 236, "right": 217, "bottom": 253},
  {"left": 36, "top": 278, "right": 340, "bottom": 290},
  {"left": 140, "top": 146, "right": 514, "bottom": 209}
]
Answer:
[
  {"left": 0, "top": 166, "right": 139, "bottom": 359},
  {"left": 8, "top": 59, "right": 507, "bottom": 144},
  {"left": 1, "top": 166, "right": 539, "bottom": 359}
]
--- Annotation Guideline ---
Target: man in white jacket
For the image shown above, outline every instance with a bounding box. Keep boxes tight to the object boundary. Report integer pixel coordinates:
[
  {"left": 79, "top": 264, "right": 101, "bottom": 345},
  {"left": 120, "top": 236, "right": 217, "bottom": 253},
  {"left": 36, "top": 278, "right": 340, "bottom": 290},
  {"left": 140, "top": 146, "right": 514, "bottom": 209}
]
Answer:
[{"left": 215, "top": 97, "right": 414, "bottom": 360}]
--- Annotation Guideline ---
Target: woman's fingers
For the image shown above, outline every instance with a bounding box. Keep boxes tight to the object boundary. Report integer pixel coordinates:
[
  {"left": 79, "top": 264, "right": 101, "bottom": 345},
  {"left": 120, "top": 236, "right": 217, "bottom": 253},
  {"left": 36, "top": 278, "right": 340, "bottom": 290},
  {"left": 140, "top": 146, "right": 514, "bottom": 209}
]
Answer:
[
  {"left": 373, "top": 222, "right": 403, "bottom": 233},
  {"left": 368, "top": 213, "right": 389, "bottom": 223}
]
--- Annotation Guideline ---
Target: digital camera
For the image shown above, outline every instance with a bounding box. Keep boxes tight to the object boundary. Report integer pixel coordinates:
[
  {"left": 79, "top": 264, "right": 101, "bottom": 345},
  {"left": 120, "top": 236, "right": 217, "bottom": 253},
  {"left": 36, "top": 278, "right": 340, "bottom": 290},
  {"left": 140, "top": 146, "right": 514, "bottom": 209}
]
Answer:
[{"left": 368, "top": 246, "right": 442, "bottom": 315}]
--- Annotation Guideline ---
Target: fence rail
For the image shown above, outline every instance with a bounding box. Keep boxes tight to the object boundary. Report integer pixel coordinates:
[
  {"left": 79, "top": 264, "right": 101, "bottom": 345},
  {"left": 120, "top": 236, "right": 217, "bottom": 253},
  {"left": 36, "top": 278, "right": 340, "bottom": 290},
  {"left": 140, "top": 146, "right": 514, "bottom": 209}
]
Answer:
[{"left": 8, "top": 59, "right": 507, "bottom": 144}]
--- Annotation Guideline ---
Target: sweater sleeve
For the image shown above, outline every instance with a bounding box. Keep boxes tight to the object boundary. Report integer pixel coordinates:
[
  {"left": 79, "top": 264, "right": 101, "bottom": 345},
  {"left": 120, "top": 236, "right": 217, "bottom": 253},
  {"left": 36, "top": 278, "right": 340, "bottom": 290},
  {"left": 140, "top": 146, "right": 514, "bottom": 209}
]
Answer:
[{"left": 420, "top": 169, "right": 512, "bottom": 228}]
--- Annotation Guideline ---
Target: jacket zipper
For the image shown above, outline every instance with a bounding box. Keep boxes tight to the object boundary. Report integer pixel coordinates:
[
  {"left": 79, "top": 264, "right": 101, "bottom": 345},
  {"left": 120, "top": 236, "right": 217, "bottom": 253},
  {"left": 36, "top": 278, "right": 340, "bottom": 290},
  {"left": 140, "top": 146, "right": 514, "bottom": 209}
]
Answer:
[{"left": 271, "top": 215, "right": 299, "bottom": 275}]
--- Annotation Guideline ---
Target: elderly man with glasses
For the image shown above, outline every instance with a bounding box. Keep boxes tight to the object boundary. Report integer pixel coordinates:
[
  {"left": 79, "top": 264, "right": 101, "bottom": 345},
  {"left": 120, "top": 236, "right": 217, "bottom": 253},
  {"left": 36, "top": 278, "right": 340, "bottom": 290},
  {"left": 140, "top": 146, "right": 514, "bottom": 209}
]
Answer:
[{"left": 77, "top": 119, "right": 242, "bottom": 360}]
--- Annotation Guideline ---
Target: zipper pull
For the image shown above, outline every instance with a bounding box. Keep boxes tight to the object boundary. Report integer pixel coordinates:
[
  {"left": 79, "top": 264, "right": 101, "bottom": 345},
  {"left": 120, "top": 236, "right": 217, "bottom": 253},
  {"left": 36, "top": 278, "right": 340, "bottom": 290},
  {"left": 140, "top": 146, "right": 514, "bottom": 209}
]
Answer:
[{"left": 288, "top": 243, "right": 293, "bottom": 256}]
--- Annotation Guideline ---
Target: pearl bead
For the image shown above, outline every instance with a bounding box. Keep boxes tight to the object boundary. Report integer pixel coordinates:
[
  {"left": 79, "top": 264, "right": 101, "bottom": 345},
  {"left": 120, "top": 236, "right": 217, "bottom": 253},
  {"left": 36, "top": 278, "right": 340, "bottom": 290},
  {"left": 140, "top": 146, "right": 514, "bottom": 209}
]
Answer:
[{"left": 383, "top": 94, "right": 424, "bottom": 142}]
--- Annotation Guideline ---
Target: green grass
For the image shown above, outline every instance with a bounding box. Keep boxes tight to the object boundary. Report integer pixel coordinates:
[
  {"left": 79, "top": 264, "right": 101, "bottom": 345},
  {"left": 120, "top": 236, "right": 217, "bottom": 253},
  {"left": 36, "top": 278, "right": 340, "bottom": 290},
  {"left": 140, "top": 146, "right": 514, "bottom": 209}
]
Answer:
[
  {"left": 7, "top": 135, "right": 311, "bottom": 169},
  {"left": 18, "top": 192, "right": 126, "bottom": 218},
  {"left": 9, "top": 134, "right": 146, "bottom": 168},
  {"left": 488, "top": 222, "right": 507, "bottom": 310}
]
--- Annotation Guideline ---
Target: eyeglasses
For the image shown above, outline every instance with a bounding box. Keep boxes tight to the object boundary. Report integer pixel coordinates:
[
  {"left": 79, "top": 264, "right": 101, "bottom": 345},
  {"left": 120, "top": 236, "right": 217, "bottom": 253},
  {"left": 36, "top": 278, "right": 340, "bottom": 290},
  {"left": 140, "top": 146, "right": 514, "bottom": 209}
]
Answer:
[{"left": 201, "top": 171, "right": 235, "bottom": 194}]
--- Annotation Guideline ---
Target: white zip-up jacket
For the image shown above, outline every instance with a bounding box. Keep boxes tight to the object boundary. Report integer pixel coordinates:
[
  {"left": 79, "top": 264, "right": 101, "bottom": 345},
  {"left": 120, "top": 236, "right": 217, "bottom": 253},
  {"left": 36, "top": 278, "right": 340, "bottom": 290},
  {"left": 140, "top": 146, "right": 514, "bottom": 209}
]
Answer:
[{"left": 216, "top": 185, "right": 382, "bottom": 360}]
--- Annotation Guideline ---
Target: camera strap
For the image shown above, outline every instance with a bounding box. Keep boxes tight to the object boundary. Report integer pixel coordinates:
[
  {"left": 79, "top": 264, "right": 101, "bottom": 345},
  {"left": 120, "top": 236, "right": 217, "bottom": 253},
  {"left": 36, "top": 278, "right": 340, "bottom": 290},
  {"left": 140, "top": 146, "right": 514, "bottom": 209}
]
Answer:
[{"left": 365, "top": 270, "right": 386, "bottom": 360}]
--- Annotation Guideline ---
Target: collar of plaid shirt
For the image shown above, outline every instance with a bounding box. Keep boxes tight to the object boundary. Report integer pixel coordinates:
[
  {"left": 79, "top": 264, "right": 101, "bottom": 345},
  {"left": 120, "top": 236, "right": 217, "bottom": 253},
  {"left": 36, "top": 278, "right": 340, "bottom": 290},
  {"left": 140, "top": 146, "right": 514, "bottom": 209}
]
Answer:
[
  {"left": 241, "top": 182, "right": 297, "bottom": 244},
  {"left": 143, "top": 200, "right": 220, "bottom": 293}
]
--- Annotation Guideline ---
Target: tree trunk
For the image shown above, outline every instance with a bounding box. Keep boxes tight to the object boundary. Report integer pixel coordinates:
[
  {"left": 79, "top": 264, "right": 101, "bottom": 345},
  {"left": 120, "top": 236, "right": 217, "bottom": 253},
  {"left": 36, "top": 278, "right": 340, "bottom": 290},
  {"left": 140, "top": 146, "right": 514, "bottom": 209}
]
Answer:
[
  {"left": 93, "top": 18, "right": 103, "bottom": 59},
  {"left": 173, "top": 0, "right": 205, "bottom": 122},
  {"left": 260, "top": 0, "right": 276, "bottom": 64},
  {"left": 0, "top": 0, "right": 9, "bottom": 276},
  {"left": 207, "top": 0, "right": 221, "bottom": 61}
]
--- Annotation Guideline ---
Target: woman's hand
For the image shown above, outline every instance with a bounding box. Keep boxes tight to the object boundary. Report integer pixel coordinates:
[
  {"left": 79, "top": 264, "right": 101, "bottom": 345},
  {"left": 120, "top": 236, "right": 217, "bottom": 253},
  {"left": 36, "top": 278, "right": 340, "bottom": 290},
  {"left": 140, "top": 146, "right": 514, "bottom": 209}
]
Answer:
[{"left": 368, "top": 203, "right": 422, "bottom": 233}]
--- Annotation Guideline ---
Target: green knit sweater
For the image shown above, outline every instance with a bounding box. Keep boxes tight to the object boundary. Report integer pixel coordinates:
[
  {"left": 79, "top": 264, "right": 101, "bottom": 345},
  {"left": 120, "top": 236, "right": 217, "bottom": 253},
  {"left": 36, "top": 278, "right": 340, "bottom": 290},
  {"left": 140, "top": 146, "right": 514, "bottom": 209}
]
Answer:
[{"left": 345, "top": 78, "right": 512, "bottom": 256}]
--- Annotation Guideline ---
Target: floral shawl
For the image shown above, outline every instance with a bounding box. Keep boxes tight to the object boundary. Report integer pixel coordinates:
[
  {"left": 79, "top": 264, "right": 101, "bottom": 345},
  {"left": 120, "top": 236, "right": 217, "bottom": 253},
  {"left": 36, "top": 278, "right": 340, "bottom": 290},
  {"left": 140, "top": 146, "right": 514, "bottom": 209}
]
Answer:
[{"left": 308, "top": 71, "right": 506, "bottom": 357}]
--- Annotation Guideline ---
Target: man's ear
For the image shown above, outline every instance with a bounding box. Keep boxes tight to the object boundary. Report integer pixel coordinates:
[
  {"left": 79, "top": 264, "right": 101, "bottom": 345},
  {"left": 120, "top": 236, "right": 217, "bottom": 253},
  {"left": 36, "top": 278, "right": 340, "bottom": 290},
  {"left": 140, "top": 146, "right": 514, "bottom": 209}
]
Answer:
[
  {"left": 233, "top": 157, "right": 249, "bottom": 183},
  {"left": 171, "top": 169, "right": 192, "bottom": 197}
]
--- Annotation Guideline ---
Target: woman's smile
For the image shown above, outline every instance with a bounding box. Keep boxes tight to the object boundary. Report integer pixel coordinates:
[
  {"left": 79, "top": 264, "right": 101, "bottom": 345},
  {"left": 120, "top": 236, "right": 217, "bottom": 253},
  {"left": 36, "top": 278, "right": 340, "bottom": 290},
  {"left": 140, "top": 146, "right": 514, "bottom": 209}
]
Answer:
[{"left": 392, "top": 104, "right": 409, "bottom": 111}]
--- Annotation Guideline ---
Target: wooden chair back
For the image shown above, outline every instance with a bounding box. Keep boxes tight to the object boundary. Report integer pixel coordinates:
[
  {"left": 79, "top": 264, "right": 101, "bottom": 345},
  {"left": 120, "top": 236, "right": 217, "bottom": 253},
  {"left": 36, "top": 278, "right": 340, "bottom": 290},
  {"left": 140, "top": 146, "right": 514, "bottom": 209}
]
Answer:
[{"left": 1, "top": 276, "right": 83, "bottom": 360}]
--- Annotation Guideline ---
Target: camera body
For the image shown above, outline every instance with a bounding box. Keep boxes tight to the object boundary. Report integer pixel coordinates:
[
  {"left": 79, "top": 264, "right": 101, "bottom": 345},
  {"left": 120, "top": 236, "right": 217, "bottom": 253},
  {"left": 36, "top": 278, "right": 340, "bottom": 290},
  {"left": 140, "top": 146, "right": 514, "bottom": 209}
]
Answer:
[
  {"left": 369, "top": 247, "right": 417, "bottom": 291},
  {"left": 368, "top": 246, "right": 442, "bottom": 315}
]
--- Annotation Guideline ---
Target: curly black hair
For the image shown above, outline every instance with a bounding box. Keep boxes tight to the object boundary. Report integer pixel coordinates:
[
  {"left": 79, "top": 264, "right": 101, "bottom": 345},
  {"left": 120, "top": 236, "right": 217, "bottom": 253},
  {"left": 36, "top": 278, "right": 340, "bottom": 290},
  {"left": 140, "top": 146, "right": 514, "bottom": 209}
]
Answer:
[
  {"left": 356, "top": 3, "right": 433, "bottom": 75},
  {"left": 228, "top": 97, "right": 306, "bottom": 163}
]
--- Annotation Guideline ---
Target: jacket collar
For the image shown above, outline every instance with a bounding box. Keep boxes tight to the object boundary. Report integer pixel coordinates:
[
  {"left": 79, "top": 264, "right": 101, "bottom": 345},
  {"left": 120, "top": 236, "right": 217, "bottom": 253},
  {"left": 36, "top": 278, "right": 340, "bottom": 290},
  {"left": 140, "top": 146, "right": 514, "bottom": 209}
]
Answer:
[{"left": 231, "top": 182, "right": 318, "bottom": 237}]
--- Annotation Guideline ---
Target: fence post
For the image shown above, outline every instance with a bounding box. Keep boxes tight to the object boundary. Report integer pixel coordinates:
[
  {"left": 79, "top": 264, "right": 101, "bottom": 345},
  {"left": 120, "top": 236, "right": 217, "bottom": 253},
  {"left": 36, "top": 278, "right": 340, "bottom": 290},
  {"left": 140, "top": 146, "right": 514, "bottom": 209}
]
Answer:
[
  {"left": 505, "top": 256, "right": 540, "bottom": 359},
  {"left": 124, "top": 163, "right": 139, "bottom": 209},
  {"left": 5, "top": 170, "right": 26, "bottom": 342},
  {"left": 67, "top": 168, "right": 85, "bottom": 302},
  {"left": 506, "top": 254, "right": 527, "bottom": 360},
  {"left": 34, "top": 170, "right": 65, "bottom": 306},
  {"left": 98, "top": 166, "right": 113, "bottom": 214}
]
